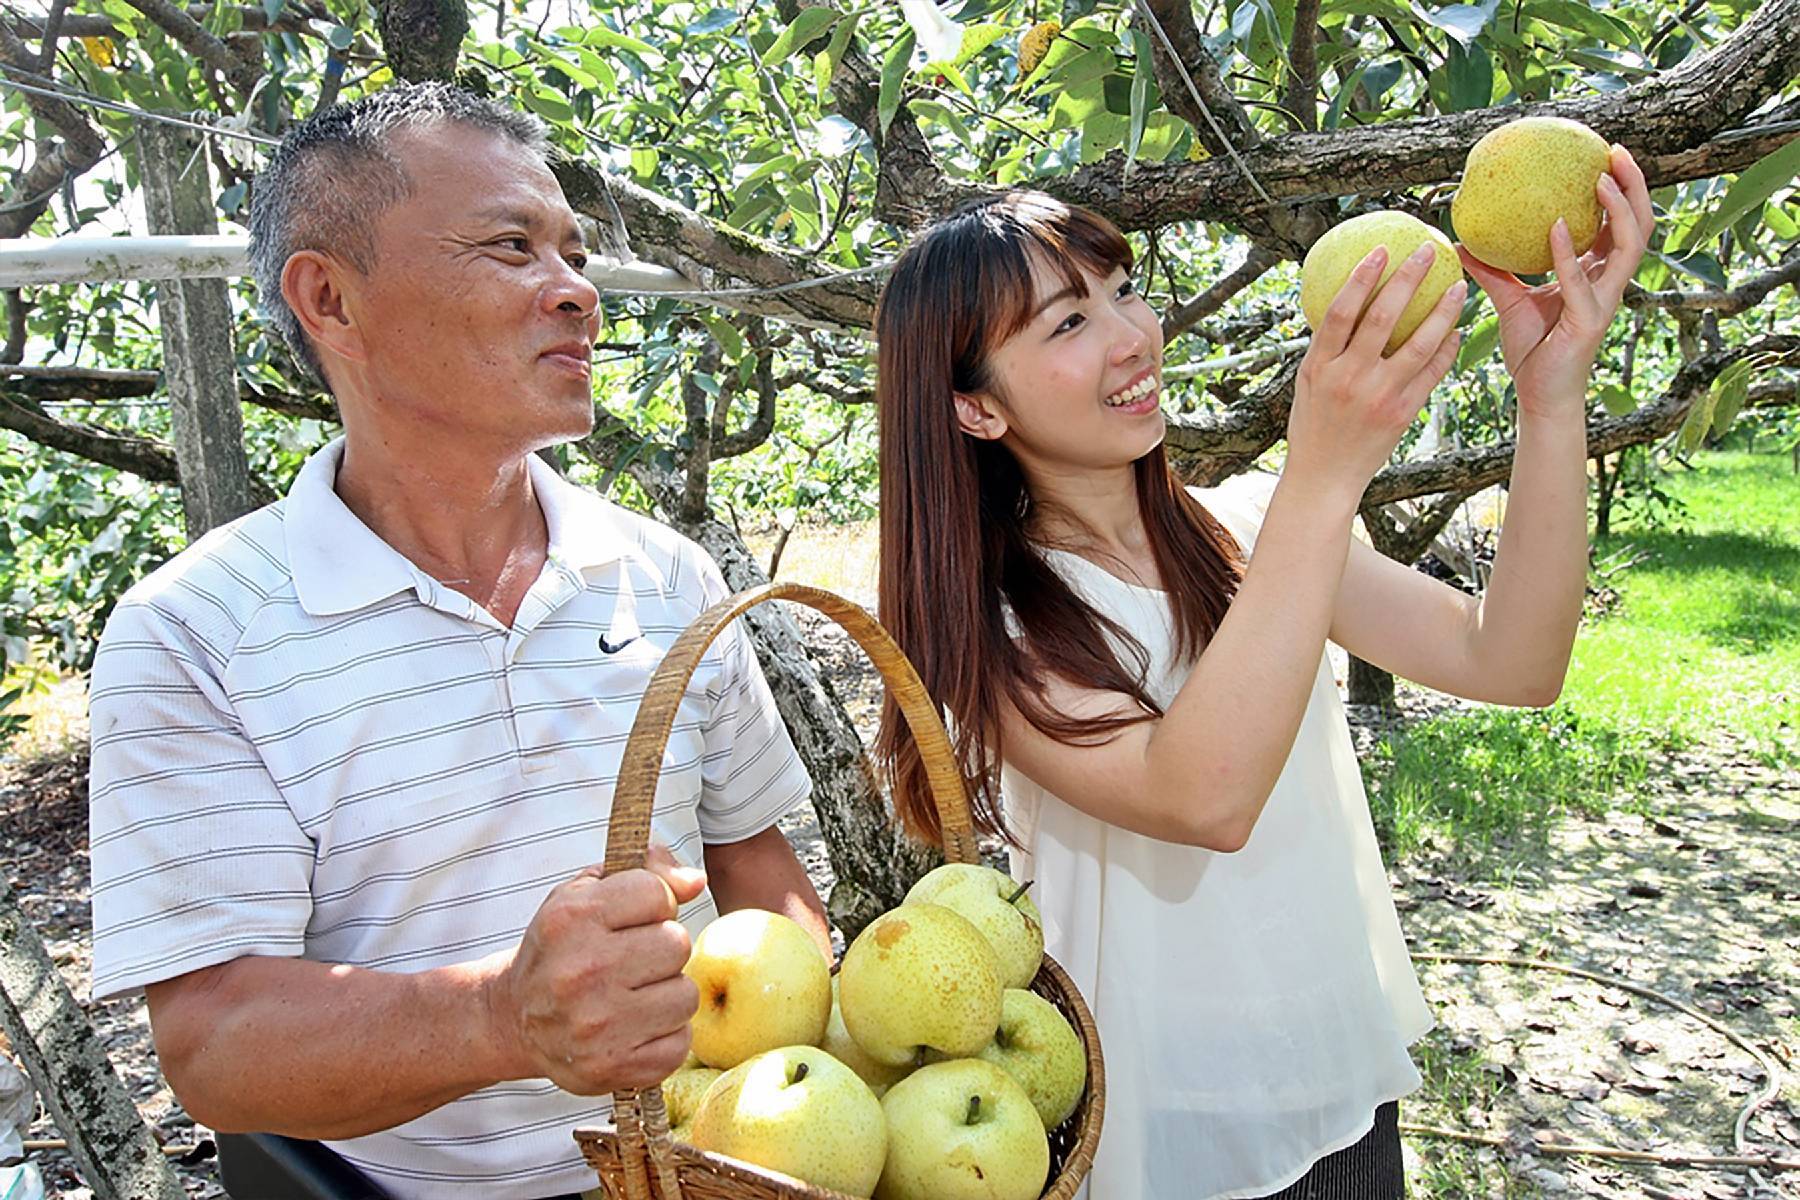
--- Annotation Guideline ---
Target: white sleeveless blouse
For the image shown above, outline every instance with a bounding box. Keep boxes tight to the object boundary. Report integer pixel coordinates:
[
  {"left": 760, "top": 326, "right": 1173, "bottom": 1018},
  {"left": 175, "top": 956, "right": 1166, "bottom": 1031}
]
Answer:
[{"left": 1002, "top": 478, "right": 1432, "bottom": 1200}]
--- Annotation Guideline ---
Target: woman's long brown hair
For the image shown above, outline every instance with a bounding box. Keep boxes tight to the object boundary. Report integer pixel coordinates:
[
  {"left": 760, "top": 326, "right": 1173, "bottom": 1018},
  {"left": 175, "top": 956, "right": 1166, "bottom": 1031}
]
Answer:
[{"left": 874, "top": 192, "right": 1246, "bottom": 848}]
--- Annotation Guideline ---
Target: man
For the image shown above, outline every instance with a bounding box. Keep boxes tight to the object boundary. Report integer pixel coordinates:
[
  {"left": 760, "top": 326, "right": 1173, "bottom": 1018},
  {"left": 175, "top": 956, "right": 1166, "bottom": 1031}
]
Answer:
[{"left": 86, "top": 83, "right": 827, "bottom": 1198}]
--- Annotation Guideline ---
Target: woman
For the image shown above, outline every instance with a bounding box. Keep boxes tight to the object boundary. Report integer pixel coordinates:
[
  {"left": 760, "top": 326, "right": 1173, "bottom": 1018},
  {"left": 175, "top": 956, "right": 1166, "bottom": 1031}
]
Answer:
[{"left": 873, "top": 161, "right": 1651, "bottom": 1200}]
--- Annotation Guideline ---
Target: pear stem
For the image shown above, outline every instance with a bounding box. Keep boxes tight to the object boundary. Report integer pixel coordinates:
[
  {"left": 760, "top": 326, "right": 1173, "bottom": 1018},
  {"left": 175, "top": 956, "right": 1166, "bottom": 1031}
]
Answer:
[
  {"left": 966, "top": 1095, "right": 982, "bottom": 1125},
  {"left": 1006, "top": 879, "right": 1035, "bottom": 906},
  {"left": 792, "top": 1062, "right": 810, "bottom": 1085}
]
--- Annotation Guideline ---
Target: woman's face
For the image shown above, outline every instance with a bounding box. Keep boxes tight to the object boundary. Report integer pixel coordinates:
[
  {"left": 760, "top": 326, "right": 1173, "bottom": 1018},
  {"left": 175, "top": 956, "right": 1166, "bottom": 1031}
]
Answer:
[{"left": 956, "top": 252, "right": 1166, "bottom": 478}]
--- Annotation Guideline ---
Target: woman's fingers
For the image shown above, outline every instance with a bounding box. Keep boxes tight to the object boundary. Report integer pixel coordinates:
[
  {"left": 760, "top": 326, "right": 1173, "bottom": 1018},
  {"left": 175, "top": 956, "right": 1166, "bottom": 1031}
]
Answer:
[
  {"left": 1346, "top": 243, "right": 1439, "bottom": 361},
  {"left": 1311, "top": 247, "right": 1389, "bottom": 360},
  {"left": 1384, "top": 279, "right": 1467, "bottom": 381},
  {"left": 1611, "top": 144, "right": 1655, "bottom": 234},
  {"left": 1593, "top": 170, "right": 1649, "bottom": 305},
  {"left": 1396, "top": 323, "right": 1462, "bottom": 417},
  {"left": 1549, "top": 217, "right": 1600, "bottom": 326},
  {"left": 1457, "top": 245, "right": 1525, "bottom": 311}
]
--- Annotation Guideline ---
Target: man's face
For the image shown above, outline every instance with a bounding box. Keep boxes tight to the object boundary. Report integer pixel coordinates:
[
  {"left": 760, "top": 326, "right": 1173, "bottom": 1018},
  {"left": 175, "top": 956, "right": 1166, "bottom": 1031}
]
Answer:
[{"left": 341, "top": 122, "right": 601, "bottom": 454}]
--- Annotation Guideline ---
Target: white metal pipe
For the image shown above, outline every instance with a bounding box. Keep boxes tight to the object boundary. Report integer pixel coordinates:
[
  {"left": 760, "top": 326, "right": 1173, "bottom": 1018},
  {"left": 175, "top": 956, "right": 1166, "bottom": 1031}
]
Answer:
[{"left": 0, "top": 234, "right": 699, "bottom": 293}]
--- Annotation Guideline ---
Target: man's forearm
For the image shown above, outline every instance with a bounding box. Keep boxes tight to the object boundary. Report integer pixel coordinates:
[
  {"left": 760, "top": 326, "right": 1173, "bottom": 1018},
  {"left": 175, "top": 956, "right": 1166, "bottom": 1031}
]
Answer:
[
  {"left": 704, "top": 825, "right": 832, "bottom": 960},
  {"left": 148, "top": 952, "right": 517, "bottom": 1140}
]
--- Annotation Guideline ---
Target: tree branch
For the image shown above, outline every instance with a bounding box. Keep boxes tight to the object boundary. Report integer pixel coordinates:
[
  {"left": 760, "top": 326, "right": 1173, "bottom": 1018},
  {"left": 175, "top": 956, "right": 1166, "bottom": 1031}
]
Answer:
[
  {"left": 553, "top": 157, "right": 882, "bottom": 333},
  {"left": 713, "top": 345, "right": 779, "bottom": 460},
  {"left": 1141, "top": 0, "right": 1259, "bottom": 154},
  {"left": 1282, "top": 0, "right": 1323, "bottom": 133},
  {"left": 1162, "top": 244, "right": 1284, "bottom": 341},
  {"left": 1625, "top": 246, "right": 1800, "bottom": 314},
  {"left": 1164, "top": 359, "right": 1298, "bottom": 483},
  {"left": 121, "top": 0, "right": 263, "bottom": 100},
  {"left": 775, "top": 0, "right": 949, "bottom": 230},
  {"left": 1361, "top": 335, "right": 1800, "bottom": 506},
  {"left": 1032, "top": 0, "right": 1800, "bottom": 233},
  {"left": 4, "top": 4, "right": 328, "bottom": 42},
  {"left": 0, "top": 26, "right": 106, "bottom": 239}
]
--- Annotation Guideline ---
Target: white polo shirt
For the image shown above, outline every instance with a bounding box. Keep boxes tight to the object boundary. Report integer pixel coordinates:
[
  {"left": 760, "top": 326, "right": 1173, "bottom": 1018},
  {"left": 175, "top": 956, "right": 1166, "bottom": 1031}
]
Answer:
[{"left": 87, "top": 437, "right": 811, "bottom": 1198}]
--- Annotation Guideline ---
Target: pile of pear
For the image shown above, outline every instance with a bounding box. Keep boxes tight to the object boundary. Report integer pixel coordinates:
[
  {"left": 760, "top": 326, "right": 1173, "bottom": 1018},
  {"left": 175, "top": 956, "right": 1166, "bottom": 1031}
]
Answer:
[
  {"left": 661, "top": 863, "right": 1086, "bottom": 1200},
  {"left": 1299, "top": 116, "right": 1616, "bottom": 353}
]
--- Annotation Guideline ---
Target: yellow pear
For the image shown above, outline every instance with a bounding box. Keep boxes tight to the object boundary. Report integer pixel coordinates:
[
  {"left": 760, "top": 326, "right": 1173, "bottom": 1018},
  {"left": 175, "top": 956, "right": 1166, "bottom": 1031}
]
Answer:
[
  {"left": 903, "top": 863, "right": 1044, "bottom": 990},
  {"left": 838, "top": 904, "right": 1003, "bottom": 1068},
  {"left": 683, "top": 909, "right": 831, "bottom": 1069},
  {"left": 1452, "top": 116, "right": 1612, "bottom": 274},
  {"left": 690, "top": 1045, "right": 888, "bottom": 1197},
  {"left": 821, "top": 976, "right": 915, "bottom": 1098},
  {"left": 1299, "top": 211, "right": 1463, "bottom": 355},
  {"left": 662, "top": 1065, "right": 722, "bottom": 1143}
]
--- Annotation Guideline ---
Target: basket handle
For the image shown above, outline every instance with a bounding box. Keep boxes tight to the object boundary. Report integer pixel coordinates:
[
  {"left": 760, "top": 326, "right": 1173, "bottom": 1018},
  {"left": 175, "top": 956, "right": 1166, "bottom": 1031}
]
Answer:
[{"left": 604, "top": 581, "right": 981, "bottom": 875}]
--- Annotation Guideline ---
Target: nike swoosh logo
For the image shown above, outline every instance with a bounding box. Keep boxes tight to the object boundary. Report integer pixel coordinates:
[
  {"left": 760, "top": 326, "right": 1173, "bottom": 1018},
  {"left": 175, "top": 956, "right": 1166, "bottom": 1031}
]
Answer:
[{"left": 598, "top": 635, "right": 639, "bottom": 655}]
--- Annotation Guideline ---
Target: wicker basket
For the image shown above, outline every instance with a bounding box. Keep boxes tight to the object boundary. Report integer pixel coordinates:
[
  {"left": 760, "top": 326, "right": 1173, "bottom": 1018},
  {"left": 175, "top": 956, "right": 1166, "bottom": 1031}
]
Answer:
[{"left": 574, "top": 582, "right": 1104, "bottom": 1200}]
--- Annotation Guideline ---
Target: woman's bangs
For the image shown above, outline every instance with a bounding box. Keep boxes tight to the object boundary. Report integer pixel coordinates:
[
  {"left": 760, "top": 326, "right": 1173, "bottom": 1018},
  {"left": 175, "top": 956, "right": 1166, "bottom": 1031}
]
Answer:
[{"left": 979, "top": 196, "right": 1136, "bottom": 351}]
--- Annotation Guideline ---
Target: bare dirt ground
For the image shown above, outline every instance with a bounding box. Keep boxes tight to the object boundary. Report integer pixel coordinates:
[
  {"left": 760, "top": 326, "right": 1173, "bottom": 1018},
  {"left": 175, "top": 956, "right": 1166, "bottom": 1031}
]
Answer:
[{"left": 2, "top": 619, "right": 1795, "bottom": 1199}]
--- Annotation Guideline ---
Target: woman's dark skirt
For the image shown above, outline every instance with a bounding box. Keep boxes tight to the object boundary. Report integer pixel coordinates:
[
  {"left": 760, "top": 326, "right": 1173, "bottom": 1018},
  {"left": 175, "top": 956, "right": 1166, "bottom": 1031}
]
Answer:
[{"left": 1255, "top": 1101, "right": 1406, "bottom": 1200}]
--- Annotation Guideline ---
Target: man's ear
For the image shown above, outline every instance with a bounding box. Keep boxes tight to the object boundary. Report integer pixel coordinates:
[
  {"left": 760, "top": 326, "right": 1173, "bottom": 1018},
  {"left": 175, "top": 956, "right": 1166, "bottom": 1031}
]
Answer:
[
  {"left": 281, "top": 250, "right": 364, "bottom": 368},
  {"left": 953, "top": 390, "right": 1008, "bottom": 441}
]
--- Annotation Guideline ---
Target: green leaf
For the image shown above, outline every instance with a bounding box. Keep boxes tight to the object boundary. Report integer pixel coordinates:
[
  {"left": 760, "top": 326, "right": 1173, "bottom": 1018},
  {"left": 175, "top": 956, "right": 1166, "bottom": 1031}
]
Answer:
[
  {"left": 1523, "top": 0, "right": 1635, "bottom": 47},
  {"left": 584, "top": 26, "right": 658, "bottom": 56},
  {"left": 879, "top": 29, "right": 915, "bottom": 137},
  {"left": 763, "top": 7, "right": 838, "bottom": 68},
  {"left": 952, "top": 23, "right": 1008, "bottom": 67},
  {"left": 1126, "top": 29, "right": 1153, "bottom": 165},
  {"left": 1444, "top": 38, "right": 1492, "bottom": 111},
  {"left": 1321, "top": 64, "right": 1366, "bottom": 129},
  {"left": 630, "top": 146, "right": 660, "bottom": 178},
  {"left": 1078, "top": 111, "right": 1129, "bottom": 163},
  {"left": 1671, "top": 137, "right": 1800, "bottom": 254},
  {"left": 1457, "top": 314, "right": 1499, "bottom": 370},
  {"left": 1710, "top": 364, "right": 1750, "bottom": 439},
  {"left": 1762, "top": 200, "right": 1799, "bottom": 241},
  {"left": 1678, "top": 358, "right": 1752, "bottom": 453},
  {"left": 820, "top": 11, "right": 861, "bottom": 79},
  {"left": 909, "top": 99, "right": 974, "bottom": 149},
  {"left": 1033, "top": 47, "right": 1118, "bottom": 97},
  {"left": 1597, "top": 384, "right": 1636, "bottom": 416},
  {"left": 688, "top": 8, "right": 737, "bottom": 35},
  {"left": 1411, "top": 0, "right": 1498, "bottom": 46}
]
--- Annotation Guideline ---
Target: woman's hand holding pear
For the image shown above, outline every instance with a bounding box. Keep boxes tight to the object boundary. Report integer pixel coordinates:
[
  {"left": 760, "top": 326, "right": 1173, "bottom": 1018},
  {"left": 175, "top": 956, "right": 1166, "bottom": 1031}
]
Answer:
[{"left": 1286, "top": 242, "right": 1466, "bottom": 504}]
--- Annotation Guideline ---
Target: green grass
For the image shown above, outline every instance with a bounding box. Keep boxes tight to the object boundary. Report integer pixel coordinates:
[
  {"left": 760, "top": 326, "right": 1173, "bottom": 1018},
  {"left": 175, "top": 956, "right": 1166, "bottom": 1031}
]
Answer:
[
  {"left": 1403, "top": 1029, "right": 1543, "bottom": 1199},
  {"left": 1569, "top": 451, "right": 1800, "bottom": 763},
  {"left": 1366, "top": 450, "right": 1799, "bottom": 859}
]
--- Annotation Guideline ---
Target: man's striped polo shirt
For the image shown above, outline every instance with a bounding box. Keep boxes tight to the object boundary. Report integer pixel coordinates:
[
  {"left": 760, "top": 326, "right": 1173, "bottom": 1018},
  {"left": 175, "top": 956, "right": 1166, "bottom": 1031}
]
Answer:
[{"left": 87, "top": 437, "right": 811, "bottom": 1198}]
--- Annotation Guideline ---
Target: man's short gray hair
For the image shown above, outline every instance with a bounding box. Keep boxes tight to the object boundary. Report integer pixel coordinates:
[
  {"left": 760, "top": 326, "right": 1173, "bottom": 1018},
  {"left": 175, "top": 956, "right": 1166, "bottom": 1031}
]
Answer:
[{"left": 247, "top": 82, "right": 549, "bottom": 385}]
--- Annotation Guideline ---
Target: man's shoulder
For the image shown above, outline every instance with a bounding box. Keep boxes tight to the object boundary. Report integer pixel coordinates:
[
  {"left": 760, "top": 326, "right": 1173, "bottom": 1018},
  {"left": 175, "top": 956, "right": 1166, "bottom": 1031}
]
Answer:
[
  {"left": 103, "top": 502, "right": 294, "bottom": 650},
  {"left": 577, "top": 491, "right": 727, "bottom": 609}
]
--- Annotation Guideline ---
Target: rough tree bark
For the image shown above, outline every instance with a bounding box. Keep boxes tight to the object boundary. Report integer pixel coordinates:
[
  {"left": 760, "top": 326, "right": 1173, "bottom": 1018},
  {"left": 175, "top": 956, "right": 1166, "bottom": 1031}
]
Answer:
[
  {"left": 0, "top": 881, "right": 186, "bottom": 1200},
  {"left": 139, "top": 120, "right": 257, "bottom": 541}
]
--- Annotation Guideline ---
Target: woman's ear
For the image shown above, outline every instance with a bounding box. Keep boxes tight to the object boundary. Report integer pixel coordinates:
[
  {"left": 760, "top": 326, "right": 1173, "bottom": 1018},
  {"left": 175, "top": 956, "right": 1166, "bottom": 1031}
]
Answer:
[{"left": 953, "top": 390, "right": 1008, "bottom": 441}]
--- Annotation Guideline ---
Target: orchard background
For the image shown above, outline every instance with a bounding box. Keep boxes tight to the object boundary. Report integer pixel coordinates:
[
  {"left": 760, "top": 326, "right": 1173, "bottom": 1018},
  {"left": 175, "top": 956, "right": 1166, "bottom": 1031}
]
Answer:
[{"left": 0, "top": 0, "right": 1795, "bottom": 1196}]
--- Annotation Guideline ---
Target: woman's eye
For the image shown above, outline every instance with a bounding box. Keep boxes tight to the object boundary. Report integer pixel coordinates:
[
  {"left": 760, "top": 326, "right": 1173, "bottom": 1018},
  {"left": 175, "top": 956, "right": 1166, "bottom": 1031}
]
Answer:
[
  {"left": 1053, "top": 311, "right": 1085, "bottom": 335},
  {"left": 498, "top": 236, "right": 531, "bottom": 254},
  {"left": 567, "top": 252, "right": 590, "bottom": 271},
  {"left": 1116, "top": 277, "right": 1138, "bottom": 299}
]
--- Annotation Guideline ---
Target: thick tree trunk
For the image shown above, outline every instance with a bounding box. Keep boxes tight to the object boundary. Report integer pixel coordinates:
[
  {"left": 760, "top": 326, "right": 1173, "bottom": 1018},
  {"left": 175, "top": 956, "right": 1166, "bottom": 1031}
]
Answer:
[
  {"left": 1347, "top": 654, "right": 1397, "bottom": 711},
  {"left": 375, "top": 0, "right": 467, "bottom": 82},
  {"left": 139, "top": 120, "right": 255, "bottom": 541},
  {"left": 0, "top": 881, "right": 185, "bottom": 1200}
]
